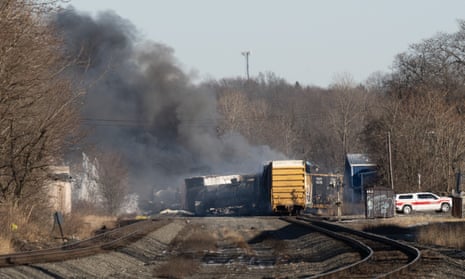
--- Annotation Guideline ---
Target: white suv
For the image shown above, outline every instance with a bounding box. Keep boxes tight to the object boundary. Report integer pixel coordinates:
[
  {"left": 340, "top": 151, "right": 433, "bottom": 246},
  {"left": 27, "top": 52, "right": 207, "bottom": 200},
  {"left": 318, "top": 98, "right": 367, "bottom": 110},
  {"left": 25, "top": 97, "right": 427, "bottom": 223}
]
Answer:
[{"left": 395, "top": 192, "right": 452, "bottom": 214}]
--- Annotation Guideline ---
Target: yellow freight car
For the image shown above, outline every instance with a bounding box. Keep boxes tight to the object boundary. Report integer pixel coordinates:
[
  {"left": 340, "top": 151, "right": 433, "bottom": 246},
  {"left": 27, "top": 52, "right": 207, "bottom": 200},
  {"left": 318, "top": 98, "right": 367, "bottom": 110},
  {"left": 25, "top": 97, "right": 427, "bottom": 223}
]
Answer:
[{"left": 265, "top": 160, "right": 310, "bottom": 215}]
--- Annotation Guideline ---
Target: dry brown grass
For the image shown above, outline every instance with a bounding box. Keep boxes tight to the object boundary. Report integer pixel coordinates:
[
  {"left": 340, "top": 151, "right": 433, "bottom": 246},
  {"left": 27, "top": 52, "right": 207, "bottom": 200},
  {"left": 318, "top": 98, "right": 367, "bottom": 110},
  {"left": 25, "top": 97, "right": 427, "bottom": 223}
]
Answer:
[
  {"left": 0, "top": 200, "right": 118, "bottom": 253},
  {"left": 172, "top": 225, "right": 252, "bottom": 254},
  {"left": 416, "top": 222, "right": 465, "bottom": 250},
  {"left": 155, "top": 224, "right": 216, "bottom": 278},
  {"left": 221, "top": 228, "right": 252, "bottom": 254},
  {"left": 354, "top": 215, "right": 465, "bottom": 250},
  {"left": 157, "top": 224, "right": 255, "bottom": 278},
  {"left": 153, "top": 256, "right": 200, "bottom": 279},
  {"left": 254, "top": 232, "right": 287, "bottom": 257},
  {"left": 1, "top": 206, "right": 50, "bottom": 237},
  {"left": 0, "top": 204, "right": 55, "bottom": 252},
  {"left": 0, "top": 237, "right": 12, "bottom": 254},
  {"left": 347, "top": 215, "right": 456, "bottom": 230},
  {"left": 67, "top": 214, "right": 117, "bottom": 240},
  {"left": 171, "top": 224, "right": 218, "bottom": 253},
  {"left": 0, "top": 210, "right": 118, "bottom": 253}
]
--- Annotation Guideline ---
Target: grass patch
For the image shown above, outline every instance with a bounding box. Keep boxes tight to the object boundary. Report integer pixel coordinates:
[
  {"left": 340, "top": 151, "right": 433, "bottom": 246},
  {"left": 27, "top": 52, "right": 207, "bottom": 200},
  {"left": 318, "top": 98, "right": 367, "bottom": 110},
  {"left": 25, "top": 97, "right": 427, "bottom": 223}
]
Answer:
[
  {"left": 155, "top": 224, "right": 216, "bottom": 278},
  {"left": 416, "top": 222, "right": 465, "bottom": 250},
  {"left": 64, "top": 214, "right": 117, "bottom": 240},
  {"left": 354, "top": 215, "right": 465, "bottom": 250},
  {"left": 0, "top": 237, "right": 12, "bottom": 254},
  {"left": 171, "top": 224, "right": 252, "bottom": 254},
  {"left": 218, "top": 228, "right": 253, "bottom": 254},
  {"left": 156, "top": 223, "right": 255, "bottom": 278},
  {"left": 0, "top": 207, "right": 118, "bottom": 253},
  {"left": 0, "top": 204, "right": 52, "bottom": 248},
  {"left": 171, "top": 224, "right": 218, "bottom": 253},
  {"left": 153, "top": 256, "right": 200, "bottom": 279}
]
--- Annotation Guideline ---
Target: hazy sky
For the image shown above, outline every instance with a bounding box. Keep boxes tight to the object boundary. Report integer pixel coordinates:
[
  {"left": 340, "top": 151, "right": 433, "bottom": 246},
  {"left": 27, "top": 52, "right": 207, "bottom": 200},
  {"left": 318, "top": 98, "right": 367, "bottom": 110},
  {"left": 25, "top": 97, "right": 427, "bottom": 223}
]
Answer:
[{"left": 69, "top": 0, "right": 465, "bottom": 88}]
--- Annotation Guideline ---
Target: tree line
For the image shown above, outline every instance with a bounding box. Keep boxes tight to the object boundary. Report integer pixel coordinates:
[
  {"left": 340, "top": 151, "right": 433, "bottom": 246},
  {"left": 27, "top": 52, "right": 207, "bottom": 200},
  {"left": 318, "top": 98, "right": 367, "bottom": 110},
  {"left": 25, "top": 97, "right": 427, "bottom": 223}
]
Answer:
[
  {"left": 212, "top": 21, "right": 465, "bottom": 195},
  {"left": 0, "top": 0, "right": 79, "bottom": 219},
  {"left": 0, "top": 0, "right": 127, "bottom": 242},
  {"left": 366, "top": 21, "right": 465, "bottom": 194},
  {"left": 2, "top": 0, "right": 465, "bottom": 231}
]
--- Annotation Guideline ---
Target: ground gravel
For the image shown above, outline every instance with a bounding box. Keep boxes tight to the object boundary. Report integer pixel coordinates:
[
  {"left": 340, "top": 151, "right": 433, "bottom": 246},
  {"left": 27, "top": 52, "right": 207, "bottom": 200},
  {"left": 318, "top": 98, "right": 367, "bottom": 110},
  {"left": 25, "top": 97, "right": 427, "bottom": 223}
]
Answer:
[{"left": 0, "top": 216, "right": 464, "bottom": 278}]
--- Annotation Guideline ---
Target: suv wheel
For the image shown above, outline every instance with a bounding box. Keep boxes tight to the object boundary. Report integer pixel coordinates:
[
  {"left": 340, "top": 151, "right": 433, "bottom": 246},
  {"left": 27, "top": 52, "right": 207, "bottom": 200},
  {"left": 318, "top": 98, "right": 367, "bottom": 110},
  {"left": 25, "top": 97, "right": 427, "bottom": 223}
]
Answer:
[
  {"left": 402, "top": 205, "right": 412, "bottom": 214},
  {"left": 441, "top": 203, "right": 451, "bottom": 213}
]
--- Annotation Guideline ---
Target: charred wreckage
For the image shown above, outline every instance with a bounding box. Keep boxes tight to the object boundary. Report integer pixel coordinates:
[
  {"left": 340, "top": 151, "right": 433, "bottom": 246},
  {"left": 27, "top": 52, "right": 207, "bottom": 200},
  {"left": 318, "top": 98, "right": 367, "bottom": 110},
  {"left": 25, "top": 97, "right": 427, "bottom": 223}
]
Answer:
[{"left": 181, "top": 160, "right": 343, "bottom": 216}]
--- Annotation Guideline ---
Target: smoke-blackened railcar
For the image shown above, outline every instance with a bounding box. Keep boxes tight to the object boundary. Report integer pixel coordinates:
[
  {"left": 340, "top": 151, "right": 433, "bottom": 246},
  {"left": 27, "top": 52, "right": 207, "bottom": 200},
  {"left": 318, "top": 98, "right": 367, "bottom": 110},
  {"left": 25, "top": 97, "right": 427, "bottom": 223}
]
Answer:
[
  {"left": 309, "top": 173, "right": 343, "bottom": 209},
  {"left": 182, "top": 174, "right": 267, "bottom": 215},
  {"left": 181, "top": 160, "right": 343, "bottom": 216}
]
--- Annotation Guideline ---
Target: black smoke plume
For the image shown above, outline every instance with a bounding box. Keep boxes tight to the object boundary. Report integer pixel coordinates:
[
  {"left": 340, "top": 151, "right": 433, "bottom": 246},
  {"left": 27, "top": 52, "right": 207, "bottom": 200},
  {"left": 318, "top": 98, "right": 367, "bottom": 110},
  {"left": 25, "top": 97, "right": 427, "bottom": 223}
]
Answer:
[{"left": 55, "top": 8, "right": 285, "bottom": 198}]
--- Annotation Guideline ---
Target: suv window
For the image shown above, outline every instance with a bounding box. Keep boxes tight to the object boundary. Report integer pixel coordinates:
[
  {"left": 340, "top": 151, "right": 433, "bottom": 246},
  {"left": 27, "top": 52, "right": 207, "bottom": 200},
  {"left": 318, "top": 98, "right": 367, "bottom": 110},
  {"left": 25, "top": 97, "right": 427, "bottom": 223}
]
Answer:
[
  {"left": 417, "top": 194, "right": 437, "bottom": 199},
  {"left": 398, "top": 195, "right": 413, "bottom": 199}
]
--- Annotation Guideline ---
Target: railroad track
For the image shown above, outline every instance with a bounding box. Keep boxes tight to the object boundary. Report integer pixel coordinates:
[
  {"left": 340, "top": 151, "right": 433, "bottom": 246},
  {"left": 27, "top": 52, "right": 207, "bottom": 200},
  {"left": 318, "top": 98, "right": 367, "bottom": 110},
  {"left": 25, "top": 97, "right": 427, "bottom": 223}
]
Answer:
[
  {"left": 2, "top": 216, "right": 459, "bottom": 278},
  {"left": 0, "top": 219, "right": 165, "bottom": 267},
  {"left": 283, "top": 216, "right": 421, "bottom": 278},
  {"left": 153, "top": 216, "right": 367, "bottom": 278}
]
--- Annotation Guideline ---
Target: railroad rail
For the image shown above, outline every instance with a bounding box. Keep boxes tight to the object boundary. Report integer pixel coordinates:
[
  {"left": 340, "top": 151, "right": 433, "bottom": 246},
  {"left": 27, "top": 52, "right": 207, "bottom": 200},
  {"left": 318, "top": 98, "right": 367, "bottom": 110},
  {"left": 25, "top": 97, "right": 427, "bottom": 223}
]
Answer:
[
  {"left": 282, "top": 216, "right": 421, "bottom": 279},
  {"left": 0, "top": 219, "right": 165, "bottom": 267}
]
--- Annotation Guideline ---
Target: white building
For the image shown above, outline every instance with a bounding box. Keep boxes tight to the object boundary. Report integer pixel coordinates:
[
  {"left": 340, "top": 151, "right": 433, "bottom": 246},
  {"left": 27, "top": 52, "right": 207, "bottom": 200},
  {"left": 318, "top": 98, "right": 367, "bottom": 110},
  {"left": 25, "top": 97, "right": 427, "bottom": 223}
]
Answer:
[{"left": 48, "top": 166, "right": 72, "bottom": 214}]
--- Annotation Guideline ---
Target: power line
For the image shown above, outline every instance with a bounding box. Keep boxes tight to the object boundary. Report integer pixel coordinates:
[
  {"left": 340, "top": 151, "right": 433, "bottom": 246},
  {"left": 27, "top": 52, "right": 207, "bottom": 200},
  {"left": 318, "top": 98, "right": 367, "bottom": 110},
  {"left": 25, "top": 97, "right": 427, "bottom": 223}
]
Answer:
[{"left": 80, "top": 112, "right": 325, "bottom": 128}]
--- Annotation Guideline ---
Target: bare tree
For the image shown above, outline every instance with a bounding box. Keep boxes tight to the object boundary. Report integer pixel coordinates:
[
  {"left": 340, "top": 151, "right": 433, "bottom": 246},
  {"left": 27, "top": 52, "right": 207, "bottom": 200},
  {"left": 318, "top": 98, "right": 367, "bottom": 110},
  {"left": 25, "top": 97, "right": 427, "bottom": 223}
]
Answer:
[
  {"left": 94, "top": 151, "right": 129, "bottom": 215},
  {"left": 214, "top": 75, "right": 353, "bottom": 170},
  {"left": 217, "top": 89, "right": 250, "bottom": 134},
  {"left": 327, "top": 73, "right": 372, "bottom": 171},
  {"left": 365, "top": 21, "right": 465, "bottom": 195},
  {"left": 389, "top": 20, "right": 465, "bottom": 100},
  {"left": 0, "top": 0, "right": 80, "bottom": 209},
  {"left": 365, "top": 90, "right": 465, "bottom": 194}
]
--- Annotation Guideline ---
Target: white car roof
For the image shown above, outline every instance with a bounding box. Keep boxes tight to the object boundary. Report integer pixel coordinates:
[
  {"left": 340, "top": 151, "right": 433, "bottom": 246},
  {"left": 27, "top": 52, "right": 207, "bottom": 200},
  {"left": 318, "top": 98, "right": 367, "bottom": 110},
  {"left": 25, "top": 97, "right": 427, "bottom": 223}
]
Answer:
[{"left": 396, "top": 192, "right": 437, "bottom": 196}]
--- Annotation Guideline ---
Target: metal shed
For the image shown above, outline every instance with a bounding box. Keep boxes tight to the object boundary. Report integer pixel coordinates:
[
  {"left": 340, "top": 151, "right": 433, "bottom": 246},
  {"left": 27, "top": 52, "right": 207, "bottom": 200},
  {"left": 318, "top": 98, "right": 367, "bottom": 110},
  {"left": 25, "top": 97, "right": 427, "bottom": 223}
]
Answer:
[
  {"left": 344, "top": 154, "right": 378, "bottom": 202},
  {"left": 365, "top": 186, "right": 395, "bottom": 218}
]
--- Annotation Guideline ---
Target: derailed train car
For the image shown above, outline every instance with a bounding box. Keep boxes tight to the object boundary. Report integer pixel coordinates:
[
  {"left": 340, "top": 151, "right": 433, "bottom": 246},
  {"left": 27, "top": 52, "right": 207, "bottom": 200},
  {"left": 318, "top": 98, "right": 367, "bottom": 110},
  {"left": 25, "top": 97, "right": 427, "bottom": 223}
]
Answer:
[
  {"left": 182, "top": 173, "right": 268, "bottom": 215},
  {"left": 181, "top": 160, "right": 341, "bottom": 216}
]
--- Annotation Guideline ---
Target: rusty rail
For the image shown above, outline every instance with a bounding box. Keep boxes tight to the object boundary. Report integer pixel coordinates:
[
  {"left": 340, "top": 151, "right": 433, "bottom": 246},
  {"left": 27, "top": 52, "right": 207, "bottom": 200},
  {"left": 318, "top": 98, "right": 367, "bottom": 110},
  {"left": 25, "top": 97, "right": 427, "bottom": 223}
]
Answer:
[
  {"left": 283, "top": 216, "right": 421, "bottom": 278},
  {"left": 0, "top": 219, "right": 158, "bottom": 267}
]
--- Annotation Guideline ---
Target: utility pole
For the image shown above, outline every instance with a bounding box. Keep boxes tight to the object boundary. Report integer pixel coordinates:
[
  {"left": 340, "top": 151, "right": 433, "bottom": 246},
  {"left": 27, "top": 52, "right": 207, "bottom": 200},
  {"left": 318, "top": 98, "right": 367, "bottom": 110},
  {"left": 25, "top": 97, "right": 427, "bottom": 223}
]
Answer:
[
  {"left": 241, "top": 51, "right": 250, "bottom": 80},
  {"left": 388, "top": 132, "right": 394, "bottom": 190}
]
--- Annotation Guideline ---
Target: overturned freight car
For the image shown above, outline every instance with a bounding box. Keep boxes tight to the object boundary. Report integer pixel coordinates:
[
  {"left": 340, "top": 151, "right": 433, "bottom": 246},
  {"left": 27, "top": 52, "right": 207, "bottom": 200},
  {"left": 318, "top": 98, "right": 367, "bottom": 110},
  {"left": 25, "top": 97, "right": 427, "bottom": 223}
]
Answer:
[{"left": 182, "top": 174, "right": 267, "bottom": 216}]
